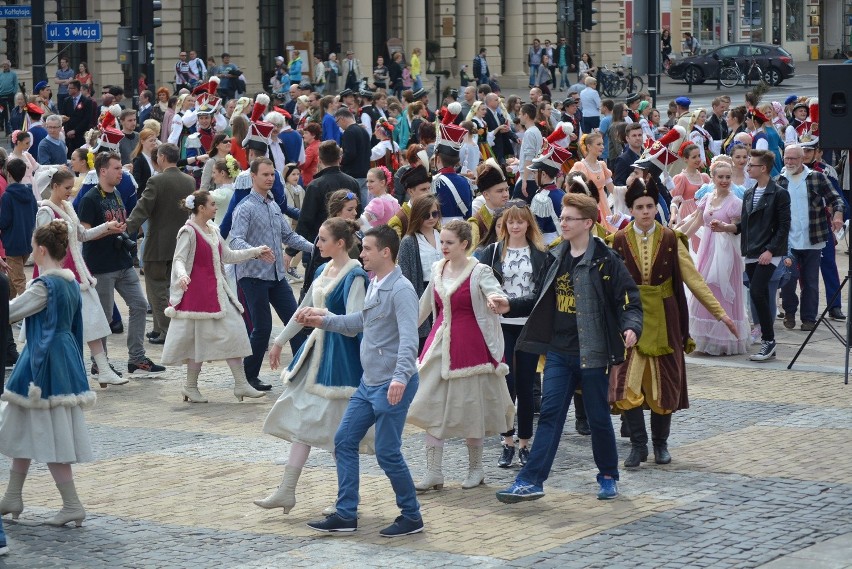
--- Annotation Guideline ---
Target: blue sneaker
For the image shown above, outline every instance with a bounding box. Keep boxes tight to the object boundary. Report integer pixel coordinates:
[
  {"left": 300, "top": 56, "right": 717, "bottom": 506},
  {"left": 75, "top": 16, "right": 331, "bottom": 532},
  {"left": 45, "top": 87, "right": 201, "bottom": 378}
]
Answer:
[
  {"left": 597, "top": 476, "right": 618, "bottom": 500},
  {"left": 496, "top": 479, "right": 545, "bottom": 503}
]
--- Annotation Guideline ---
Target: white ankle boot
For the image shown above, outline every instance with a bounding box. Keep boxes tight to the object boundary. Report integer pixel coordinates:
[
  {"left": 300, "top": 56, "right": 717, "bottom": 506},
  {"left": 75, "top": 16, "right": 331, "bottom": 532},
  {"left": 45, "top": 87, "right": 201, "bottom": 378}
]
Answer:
[
  {"left": 415, "top": 446, "right": 444, "bottom": 491},
  {"left": 181, "top": 367, "right": 207, "bottom": 403},
  {"left": 254, "top": 465, "right": 301, "bottom": 514},
  {"left": 47, "top": 480, "right": 85, "bottom": 527},
  {"left": 462, "top": 444, "right": 485, "bottom": 489},
  {"left": 231, "top": 364, "right": 265, "bottom": 401},
  {"left": 92, "top": 352, "right": 128, "bottom": 387},
  {"left": 0, "top": 470, "right": 26, "bottom": 519}
]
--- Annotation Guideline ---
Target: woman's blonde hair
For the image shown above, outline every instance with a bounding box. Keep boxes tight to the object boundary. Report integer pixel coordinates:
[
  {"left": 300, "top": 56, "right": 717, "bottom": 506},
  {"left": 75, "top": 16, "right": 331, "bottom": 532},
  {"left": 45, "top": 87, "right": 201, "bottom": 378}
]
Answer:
[
  {"left": 131, "top": 128, "right": 158, "bottom": 159},
  {"left": 499, "top": 201, "right": 545, "bottom": 257}
]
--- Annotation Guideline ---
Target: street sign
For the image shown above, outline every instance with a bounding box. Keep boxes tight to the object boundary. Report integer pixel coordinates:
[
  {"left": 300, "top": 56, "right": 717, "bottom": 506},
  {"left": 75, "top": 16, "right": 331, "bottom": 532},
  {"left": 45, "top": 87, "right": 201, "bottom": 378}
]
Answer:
[
  {"left": 0, "top": 5, "right": 32, "bottom": 19},
  {"left": 45, "top": 20, "right": 102, "bottom": 43}
]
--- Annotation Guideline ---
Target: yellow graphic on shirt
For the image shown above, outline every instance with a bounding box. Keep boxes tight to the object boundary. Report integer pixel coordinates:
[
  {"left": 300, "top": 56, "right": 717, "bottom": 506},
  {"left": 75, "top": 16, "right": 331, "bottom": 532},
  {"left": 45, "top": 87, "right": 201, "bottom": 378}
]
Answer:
[{"left": 555, "top": 271, "right": 576, "bottom": 314}]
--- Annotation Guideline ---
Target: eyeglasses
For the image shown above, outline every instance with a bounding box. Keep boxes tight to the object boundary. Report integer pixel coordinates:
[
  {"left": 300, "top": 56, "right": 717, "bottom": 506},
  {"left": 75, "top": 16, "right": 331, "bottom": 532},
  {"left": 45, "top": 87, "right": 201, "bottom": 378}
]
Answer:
[
  {"left": 428, "top": 210, "right": 440, "bottom": 219},
  {"left": 745, "top": 163, "right": 763, "bottom": 169},
  {"left": 559, "top": 216, "right": 589, "bottom": 223}
]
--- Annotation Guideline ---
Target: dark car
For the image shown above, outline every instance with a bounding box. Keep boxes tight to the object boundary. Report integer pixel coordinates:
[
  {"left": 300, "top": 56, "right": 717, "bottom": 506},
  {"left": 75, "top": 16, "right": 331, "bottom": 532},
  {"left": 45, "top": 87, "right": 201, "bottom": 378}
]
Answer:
[{"left": 668, "top": 43, "right": 795, "bottom": 86}]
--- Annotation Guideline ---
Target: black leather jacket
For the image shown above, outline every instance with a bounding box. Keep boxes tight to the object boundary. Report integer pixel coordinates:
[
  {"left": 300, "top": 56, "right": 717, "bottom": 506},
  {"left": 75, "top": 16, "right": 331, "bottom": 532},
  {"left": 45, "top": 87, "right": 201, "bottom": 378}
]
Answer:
[{"left": 736, "top": 180, "right": 791, "bottom": 258}]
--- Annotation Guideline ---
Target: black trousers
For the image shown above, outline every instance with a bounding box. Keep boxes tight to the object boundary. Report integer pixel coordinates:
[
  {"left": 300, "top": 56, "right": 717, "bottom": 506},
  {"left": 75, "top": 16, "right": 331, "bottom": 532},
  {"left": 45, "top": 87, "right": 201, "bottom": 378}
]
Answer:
[{"left": 746, "top": 262, "right": 777, "bottom": 342}]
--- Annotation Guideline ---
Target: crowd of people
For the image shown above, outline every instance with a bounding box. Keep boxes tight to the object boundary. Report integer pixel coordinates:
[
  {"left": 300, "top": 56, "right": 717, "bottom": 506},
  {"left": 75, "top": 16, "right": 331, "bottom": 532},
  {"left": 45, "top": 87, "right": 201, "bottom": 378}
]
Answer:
[{"left": 0, "top": 43, "right": 844, "bottom": 549}]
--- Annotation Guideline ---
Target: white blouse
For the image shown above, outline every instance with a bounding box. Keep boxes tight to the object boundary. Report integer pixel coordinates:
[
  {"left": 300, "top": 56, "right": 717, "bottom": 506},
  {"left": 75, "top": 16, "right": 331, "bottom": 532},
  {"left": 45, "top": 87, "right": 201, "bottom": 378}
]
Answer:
[{"left": 416, "top": 229, "right": 442, "bottom": 282}]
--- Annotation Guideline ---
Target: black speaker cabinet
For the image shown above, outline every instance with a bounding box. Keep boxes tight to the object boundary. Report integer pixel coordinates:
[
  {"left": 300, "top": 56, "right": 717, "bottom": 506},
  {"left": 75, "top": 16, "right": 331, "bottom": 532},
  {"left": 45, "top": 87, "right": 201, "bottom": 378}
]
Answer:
[{"left": 819, "top": 64, "right": 852, "bottom": 149}]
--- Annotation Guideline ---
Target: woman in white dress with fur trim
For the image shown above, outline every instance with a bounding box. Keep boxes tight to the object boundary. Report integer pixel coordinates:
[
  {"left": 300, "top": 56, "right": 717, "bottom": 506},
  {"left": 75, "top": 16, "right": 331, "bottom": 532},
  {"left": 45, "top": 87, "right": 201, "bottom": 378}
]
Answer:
[{"left": 161, "top": 190, "right": 274, "bottom": 402}]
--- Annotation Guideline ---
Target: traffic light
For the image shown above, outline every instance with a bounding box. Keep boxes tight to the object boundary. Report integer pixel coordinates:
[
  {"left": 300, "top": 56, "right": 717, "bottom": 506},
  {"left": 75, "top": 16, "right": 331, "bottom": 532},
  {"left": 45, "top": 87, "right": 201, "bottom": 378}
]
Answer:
[
  {"left": 581, "top": 0, "right": 598, "bottom": 31},
  {"left": 139, "top": 0, "right": 162, "bottom": 39}
]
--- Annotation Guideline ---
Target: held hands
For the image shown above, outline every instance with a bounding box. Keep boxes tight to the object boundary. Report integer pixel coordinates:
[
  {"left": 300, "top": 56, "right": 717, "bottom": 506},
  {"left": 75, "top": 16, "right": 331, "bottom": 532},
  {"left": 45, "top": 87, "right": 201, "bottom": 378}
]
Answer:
[
  {"left": 269, "top": 343, "right": 283, "bottom": 370},
  {"left": 178, "top": 275, "right": 191, "bottom": 291},
  {"left": 387, "top": 380, "right": 405, "bottom": 405},
  {"left": 709, "top": 219, "right": 733, "bottom": 234},
  {"left": 295, "top": 307, "right": 328, "bottom": 328},
  {"left": 257, "top": 246, "right": 275, "bottom": 263},
  {"left": 488, "top": 295, "right": 510, "bottom": 314},
  {"left": 105, "top": 221, "right": 126, "bottom": 234}
]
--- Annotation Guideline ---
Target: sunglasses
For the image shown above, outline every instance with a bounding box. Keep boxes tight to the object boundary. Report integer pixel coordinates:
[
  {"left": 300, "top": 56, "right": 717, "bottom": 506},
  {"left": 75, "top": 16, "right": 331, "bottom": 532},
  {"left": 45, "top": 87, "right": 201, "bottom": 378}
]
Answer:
[
  {"left": 427, "top": 210, "right": 441, "bottom": 219},
  {"left": 506, "top": 199, "right": 530, "bottom": 210}
]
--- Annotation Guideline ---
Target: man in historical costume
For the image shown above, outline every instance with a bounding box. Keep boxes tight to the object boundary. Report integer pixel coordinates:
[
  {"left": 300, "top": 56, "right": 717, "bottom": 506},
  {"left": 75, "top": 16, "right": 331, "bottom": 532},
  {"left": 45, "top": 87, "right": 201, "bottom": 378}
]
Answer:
[
  {"left": 609, "top": 177, "right": 737, "bottom": 468},
  {"left": 431, "top": 103, "right": 473, "bottom": 223},
  {"left": 388, "top": 165, "right": 432, "bottom": 238},
  {"left": 468, "top": 159, "right": 510, "bottom": 247}
]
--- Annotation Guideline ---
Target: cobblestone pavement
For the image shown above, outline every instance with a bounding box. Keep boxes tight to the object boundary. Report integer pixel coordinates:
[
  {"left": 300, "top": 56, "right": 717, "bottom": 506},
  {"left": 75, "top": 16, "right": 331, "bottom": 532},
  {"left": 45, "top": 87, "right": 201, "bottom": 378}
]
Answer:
[{"left": 0, "top": 266, "right": 850, "bottom": 568}]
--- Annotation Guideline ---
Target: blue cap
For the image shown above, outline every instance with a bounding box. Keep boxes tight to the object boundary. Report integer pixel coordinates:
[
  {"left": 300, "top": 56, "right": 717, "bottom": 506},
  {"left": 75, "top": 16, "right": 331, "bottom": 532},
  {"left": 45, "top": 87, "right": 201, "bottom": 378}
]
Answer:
[
  {"left": 675, "top": 96, "right": 691, "bottom": 107},
  {"left": 784, "top": 95, "right": 798, "bottom": 105},
  {"left": 34, "top": 80, "right": 48, "bottom": 92}
]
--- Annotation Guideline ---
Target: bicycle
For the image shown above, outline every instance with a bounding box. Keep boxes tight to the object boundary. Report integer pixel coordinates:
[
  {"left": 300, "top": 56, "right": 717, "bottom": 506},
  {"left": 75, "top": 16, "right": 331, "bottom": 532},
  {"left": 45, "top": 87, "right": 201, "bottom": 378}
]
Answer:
[
  {"left": 718, "top": 57, "right": 764, "bottom": 88},
  {"left": 596, "top": 66, "right": 624, "bottom": 98},
  {"left": 613, "top": 64, "right": 645, "bottom": 94}
]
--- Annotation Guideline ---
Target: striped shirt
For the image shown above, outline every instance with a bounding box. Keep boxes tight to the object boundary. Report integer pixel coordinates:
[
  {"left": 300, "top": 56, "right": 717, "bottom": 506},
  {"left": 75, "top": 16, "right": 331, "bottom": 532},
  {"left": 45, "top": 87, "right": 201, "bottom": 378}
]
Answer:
[{"left": 229, "top": 189, "right": 313, "bottom": 282}]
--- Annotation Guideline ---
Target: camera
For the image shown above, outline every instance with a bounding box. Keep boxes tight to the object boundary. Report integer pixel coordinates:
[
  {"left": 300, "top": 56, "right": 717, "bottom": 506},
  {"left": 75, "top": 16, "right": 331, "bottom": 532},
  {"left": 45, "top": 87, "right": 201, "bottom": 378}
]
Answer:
[{"left": 113, "top": 232, "right": 137, "bottom": 256}]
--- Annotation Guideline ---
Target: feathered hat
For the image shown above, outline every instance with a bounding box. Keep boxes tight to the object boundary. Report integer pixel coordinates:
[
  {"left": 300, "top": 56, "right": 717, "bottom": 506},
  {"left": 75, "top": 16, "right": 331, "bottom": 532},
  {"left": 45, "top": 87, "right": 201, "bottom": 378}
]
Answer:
[
  {"left": 192, "top": 76, "right": 221, "bottom": 111},
  {"left": 796, "top": 97, "right": 819, "bottom": 142},
  {"left": 633, "top": 125, "right": 686, "bottom": 175},
  {"left": 545, "top": 122, "right": 574, "bottom": 148},
  {"left": 435, "top": 102, "right": 467, "bottom": 158},
  {"left": 94, "top": 104, "right": 125, "bottom": 152},
  {"left": 529, "top": 141, "right": 573, "bottom": 175},
  {"left": 242, "top": 93, "right": 275, "bottom": 152},
  {"left": 624, "top": 176, "right": 660, "bottom": 208}
]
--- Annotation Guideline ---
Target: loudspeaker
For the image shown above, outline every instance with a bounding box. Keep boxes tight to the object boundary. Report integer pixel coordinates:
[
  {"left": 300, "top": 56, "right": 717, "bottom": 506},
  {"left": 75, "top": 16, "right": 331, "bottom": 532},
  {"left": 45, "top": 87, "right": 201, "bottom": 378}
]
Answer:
[{"left": 819, "top": 64, "right": 852, "bottom": 149}]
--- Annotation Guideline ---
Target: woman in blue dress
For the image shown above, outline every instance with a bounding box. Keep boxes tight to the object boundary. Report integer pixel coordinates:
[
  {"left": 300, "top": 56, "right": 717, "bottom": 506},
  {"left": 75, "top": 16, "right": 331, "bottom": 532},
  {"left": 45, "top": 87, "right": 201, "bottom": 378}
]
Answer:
[
  {"left": 254, "top": 218, "right": 370, "bottom": 515},
  {"left": 0, "top": 221, "right": 95, "bottom": 528}
]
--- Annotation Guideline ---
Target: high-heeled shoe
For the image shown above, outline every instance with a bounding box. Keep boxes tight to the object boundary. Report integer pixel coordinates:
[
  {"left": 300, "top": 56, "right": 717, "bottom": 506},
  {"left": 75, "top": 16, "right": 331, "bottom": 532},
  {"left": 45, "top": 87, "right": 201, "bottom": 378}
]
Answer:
[
  {"left": 181, "top": 367, "right": 207, "bottom": 403},
  {"left": 414, "top": 446, "right": 444, "bottom": 492},
  {"left": 253, "top": 465, "right": 301, "bottom": 514},
  {"left": 461, "top": 444, "right": 485, "bottom": 489},
  {"left": 46, "top": 481, "right": 85, "bottom": 527},
  {"left": 232, "top": 366, "right": 265, "bottom": 401},
  {"left": 0, "top": 470, "right": 26, "bottom": 519}
]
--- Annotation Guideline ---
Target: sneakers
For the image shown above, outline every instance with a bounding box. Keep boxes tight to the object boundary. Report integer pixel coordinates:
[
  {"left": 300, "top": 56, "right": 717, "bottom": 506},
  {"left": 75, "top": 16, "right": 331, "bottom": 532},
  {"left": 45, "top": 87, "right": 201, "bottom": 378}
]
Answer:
[
  {"left": 750, "top": 326, "right": 762, "bottom": 345},
  {"left": 800, "top": 321, "right": 816, "bottom": 332},
  {"left": 597, "top": 476, "right": 619, "bottom": 500},
  {"left": 286, "top": 267, "right": 303, "bottom": 283},
  {"left": 518, "top": 447, "right": 530, "bottom": 467},
  {"left": 91, "top": 362, "right": 123, "bottom": 378},
  {"left": 749, "top": 340, "right": 777, "bottom": 362},
  {"left": 495, "top": 479, "right": 545, "bottom": 503},
  {"left": 128, "top": 357, "right": 166, "bottom": 377},
  {"left": 306, "top": 512, "right": 357, "bottom": 533},
  {"left": 497, "top": 444, "right": 515, "bottom": 468},
  {"left": 783, "top": 314, "right": 796, "bottom": 329},
  {"left": 829, "top": 308, "right": 847, "bottom": 321},
  {"left": 379, "top": 515, "right": 424, "bottom": 537}
]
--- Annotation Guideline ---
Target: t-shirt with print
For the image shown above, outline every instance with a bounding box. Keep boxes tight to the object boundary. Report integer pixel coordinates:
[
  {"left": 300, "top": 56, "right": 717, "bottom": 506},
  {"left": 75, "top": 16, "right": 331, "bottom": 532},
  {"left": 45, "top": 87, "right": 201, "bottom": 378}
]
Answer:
[
  {"left": 551, "top": 250, "right": 582, "bottom": 355},
  {"left": 78, "top": 186, "right": 132, "bottom": 275},
  {"left": 501, "top": 246, "right": 533, "bottom": 326}
]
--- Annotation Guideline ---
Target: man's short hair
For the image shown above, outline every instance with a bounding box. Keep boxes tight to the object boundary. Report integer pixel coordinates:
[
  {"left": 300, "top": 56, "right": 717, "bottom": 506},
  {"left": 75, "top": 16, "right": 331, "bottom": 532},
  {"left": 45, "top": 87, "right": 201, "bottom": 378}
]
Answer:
[
  {"left": 108, "top": 86, "right": 124, "bottom": 97},
  {"left": 625, "top": 122, "right": 643, "bottom": 135},
  {"left": 334, "top": 108, "right": 355, "bottom": 121},
  {"left": 477, "top": 84, "right": 492, "bottom": 97},
  {"left": 562, "top": 193, "right": 599, "bottom": 221},
  {"left": 119, "top": 109, "right": 137, "bottom": 122},
  {"left": 68, "top": 80, "right": 81, "bottom": 91},
  {"left": 44, "top": 114, "right": 62, "bottom": 126},
  {"left": 364, "top": 224, "right": 400, "bottom": 262},
  {"left": 95, "top": 151, "right": 121, "bottom": 174},
  {"left": 520, "top": 103, "right": 537, "bottom": 120},
  {"left": 318, "top": 140, "right": 342, "bottom": 165},
  {"left": 6, "top": 158, "right": 26, "bottom": 183},
  {"left": 750, "top": 149, "right": 775, "bottom": 171},
  {"left": 157, "top": 143, "right": 180, "bottom": 164},
  {"left": 712, "top": 96, "right": 724, "bottom": 108},
  {"left": 250, "top": 157, "right": 274, "bottom": 174},
  {"left": 140, "top": 90, "right": 153, "bottom": 102}
]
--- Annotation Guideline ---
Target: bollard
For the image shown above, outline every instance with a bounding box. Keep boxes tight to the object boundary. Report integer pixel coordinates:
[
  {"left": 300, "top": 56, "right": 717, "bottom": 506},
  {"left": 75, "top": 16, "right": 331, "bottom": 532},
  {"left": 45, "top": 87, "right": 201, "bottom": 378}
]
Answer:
[{"left": 687, "top": 69, "right": 693, "bottom": 94}]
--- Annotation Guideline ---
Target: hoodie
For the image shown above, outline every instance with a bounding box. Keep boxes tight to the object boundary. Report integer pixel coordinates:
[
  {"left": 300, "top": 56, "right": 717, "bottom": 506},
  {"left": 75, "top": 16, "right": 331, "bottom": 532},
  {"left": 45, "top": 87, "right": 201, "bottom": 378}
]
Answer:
[{"left": 0, "top": 182, "right": 38, "bottom": 256}]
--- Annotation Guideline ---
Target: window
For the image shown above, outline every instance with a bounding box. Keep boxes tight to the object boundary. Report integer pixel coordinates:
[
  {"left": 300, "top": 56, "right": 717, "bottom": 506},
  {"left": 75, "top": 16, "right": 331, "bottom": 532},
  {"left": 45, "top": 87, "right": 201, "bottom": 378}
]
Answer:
[
  {"left": 56, "top": 0, "right": 88, "bottom": 73},
  {"left": 181, "top": 0, "right": 208, "bottom": 59},
  {"left": 314, "top": 0, "right": 338, "bottom": 58},
  {"left": 785, "top": 0, "right": 804, "bottom": 41},
  {"left": 259, "top": 0, "right": 286, "bottom": 85}
]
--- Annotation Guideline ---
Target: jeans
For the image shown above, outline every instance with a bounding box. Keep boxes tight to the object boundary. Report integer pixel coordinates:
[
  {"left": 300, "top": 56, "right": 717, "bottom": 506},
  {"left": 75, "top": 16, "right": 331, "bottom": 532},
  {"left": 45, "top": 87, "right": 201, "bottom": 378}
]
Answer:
[
  {"left": 821, "top": 236, "right": 842, "bottom": 310},
  {"left": 501, "top": 323, "right": 538, "bottom": 440},
  {"left": 529, "top": 64, "right": 540, "bottom": 86},
  {"left": 0, "top": 95, "right": 12, "bottom": 132},
  {"left": 781, "top": 248, "right": 822, "bottom": 323},
  {"left": 559, "top": 65, "right": 571, "bottom": 89},
  {"left": 94, "top": 268, "right": 149, "bottom": 362},
  {"left": 517, "top": 352, "right": 619, "bottom": 486},
  {"left": 239, "top": 276, "right": 304, "bottom": 381},
  {"left": 748, "top": 261, "right": 789, "bottom": 331},
  {"left": 334, "top": 376, "right": 421, "bottom": 521},
  {"left": 412, "top": 76, "right": 423, "bottom": 91},
  {"left": 745, "top": 262, "right": 779, "bottom": 342}
]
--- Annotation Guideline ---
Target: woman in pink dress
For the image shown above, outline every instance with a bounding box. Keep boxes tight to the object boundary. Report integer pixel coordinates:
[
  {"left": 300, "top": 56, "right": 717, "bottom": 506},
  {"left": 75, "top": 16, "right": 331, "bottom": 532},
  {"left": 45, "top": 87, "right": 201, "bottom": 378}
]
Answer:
[
  {"left": 570, "top": 133, "right": 617, "bottom": 232},
  {"left": 409, "top": 220, "right": 514, "bottom": 492},
  {"left": 671, "top": 143, "right": 710, "bottom": 250},
  {"left": 677, "top": 159, "right": 749, "bottom": 355}
]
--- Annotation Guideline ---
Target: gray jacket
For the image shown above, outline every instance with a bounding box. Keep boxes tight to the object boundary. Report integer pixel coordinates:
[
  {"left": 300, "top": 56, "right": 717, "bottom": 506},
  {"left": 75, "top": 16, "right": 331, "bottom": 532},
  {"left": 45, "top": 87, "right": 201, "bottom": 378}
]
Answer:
[{"left": 321, "top": 266, "right": 419, "bottom": 386}]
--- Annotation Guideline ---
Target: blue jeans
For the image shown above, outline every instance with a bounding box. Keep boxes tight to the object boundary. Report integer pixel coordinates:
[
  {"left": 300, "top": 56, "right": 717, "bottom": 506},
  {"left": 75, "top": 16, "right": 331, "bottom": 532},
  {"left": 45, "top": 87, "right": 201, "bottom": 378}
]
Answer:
[
  {"left": 334, "top": 376, "right": 421, "bottom": 521},
  {"left": 781, "top": 248, "right": 822, "bottom": 323},
  {"left": 412, "top": 76, "right": 423, "bottom": 91},
  {"left": 559, "top": 65, "right": 571, "bottom": 88},
  {"left": 821, "top": 236, "right": 842, "bottom": 310},
  {"left": 238, "top": 276, "right": 304, "bottom": 380},
  {"left": 529, "top": 64, "right": 540, "bottom": 86},
  {"left": 516, "top": 352, "right": 619, "bottom": 486}
]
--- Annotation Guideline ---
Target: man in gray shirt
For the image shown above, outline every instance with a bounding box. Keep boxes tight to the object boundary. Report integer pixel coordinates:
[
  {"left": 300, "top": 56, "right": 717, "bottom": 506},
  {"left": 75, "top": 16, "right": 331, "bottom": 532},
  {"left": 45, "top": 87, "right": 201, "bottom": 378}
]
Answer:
[
  {"left": 302, "top": 225, "right": 423, "bottom": 537},
  {"left": 515, "top": 103, "right": 543, "bottom": 200}
]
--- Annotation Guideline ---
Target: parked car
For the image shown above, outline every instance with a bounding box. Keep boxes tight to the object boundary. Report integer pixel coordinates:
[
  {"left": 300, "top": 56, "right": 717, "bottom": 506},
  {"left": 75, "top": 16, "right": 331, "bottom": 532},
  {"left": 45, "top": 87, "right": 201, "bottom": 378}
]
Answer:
[{"left": 668, "top": 42, "right": 795, "bottom": 86}]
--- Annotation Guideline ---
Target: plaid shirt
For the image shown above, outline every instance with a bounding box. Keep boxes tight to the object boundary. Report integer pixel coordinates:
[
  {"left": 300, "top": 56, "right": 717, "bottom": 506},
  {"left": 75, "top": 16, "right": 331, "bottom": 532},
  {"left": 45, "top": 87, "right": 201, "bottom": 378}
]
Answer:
[
  {"left": 229, "top": 189, "right": 313, "bottom": 282},
  {"left": 776, "top": 166, "right": 844, "bottom": 247}
]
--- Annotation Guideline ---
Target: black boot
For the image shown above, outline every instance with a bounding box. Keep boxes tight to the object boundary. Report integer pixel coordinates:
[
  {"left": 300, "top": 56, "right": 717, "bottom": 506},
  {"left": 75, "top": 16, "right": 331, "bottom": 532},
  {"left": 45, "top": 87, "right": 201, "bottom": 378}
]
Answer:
[
  {"left": 622, "top": 408, "right": 648, "bottom": 468},
  {"left": 620, "top": 415, "right": 630, "bottom": 438},
  {"left": 532, "top": 373, "right": 542, "bottom": 414},
  {"left": 573, "top": 392, "right": 590, "bottom": 435},
  {"left": 651, "top": 412, "right": 672, "bottom": 465}
]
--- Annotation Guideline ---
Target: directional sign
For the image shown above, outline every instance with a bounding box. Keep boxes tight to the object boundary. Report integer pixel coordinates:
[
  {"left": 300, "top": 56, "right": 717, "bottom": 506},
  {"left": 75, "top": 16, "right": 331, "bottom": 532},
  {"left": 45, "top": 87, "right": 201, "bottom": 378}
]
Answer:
[
  {"left": 0, "top": 5, "right": 32, "bottom": 19},
  {"left": 45, "top": 21, "right": 102, "bottom": 43}
]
